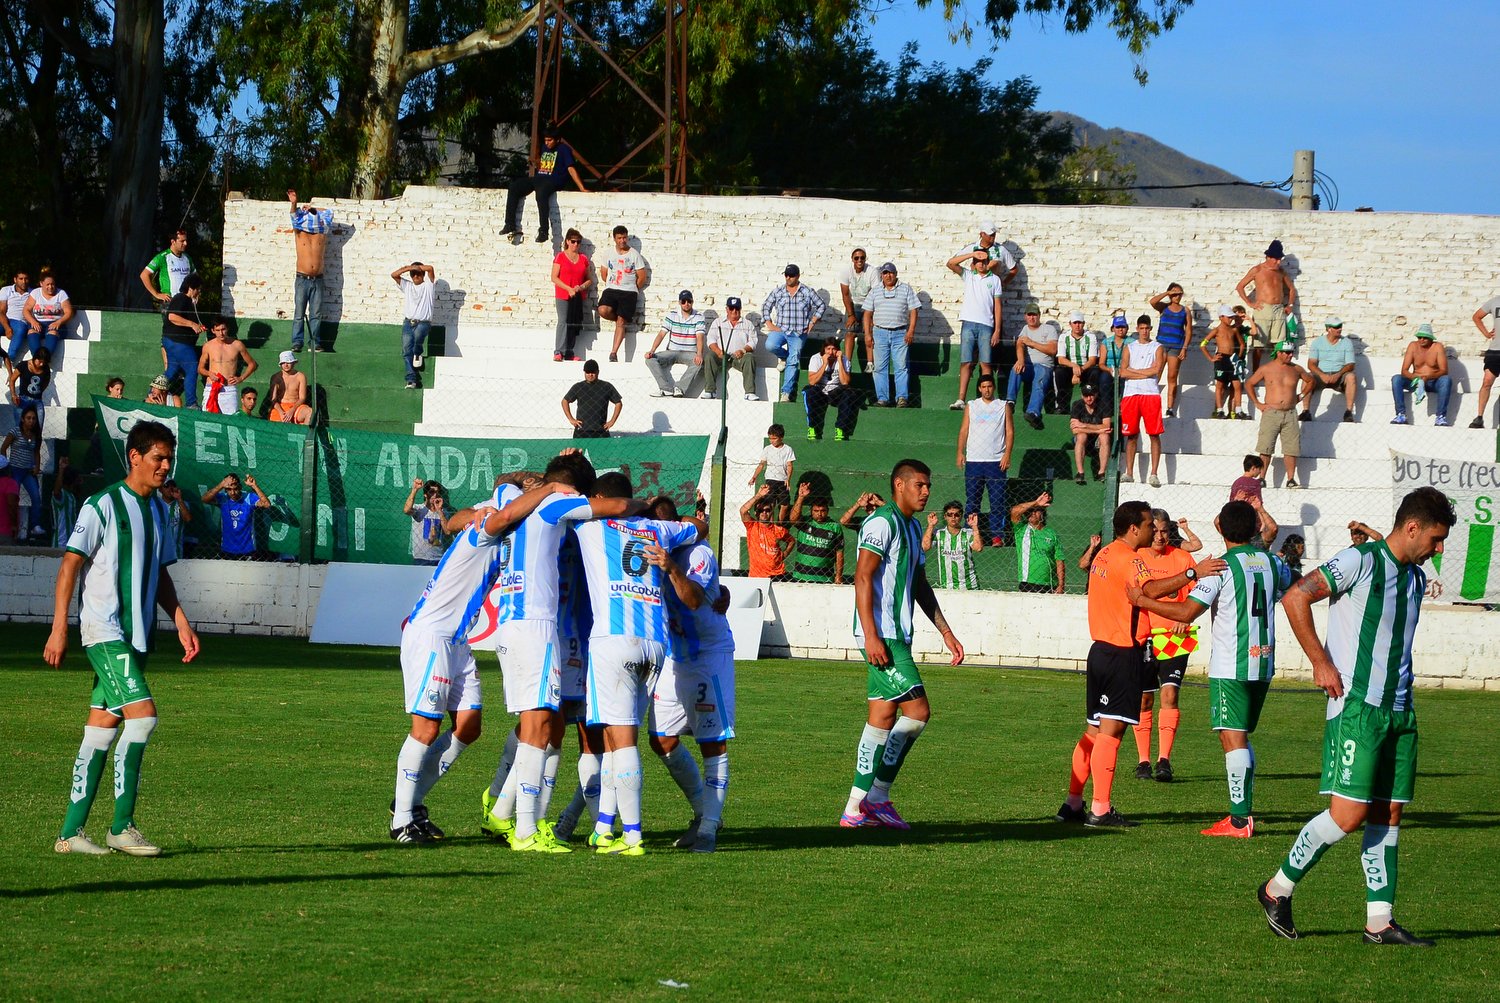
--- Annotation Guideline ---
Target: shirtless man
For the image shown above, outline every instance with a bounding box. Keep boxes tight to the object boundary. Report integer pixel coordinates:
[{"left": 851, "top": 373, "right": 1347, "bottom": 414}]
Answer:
[
  {"left": 1244, "top": 343, "right": 1312, "bottom": 488},
  {"left": 1200, "top": 305, "right": 1247, "bottom": 419},
  {"left": 197, "top": 318, "right": 258, "bottom": 415},
  {"left": 288, "top": 189, "right": 333, "bottom": 353},
  {"left": 1235, "top": 240, "right": 1298, "bottom": 372},
  {"left": 1390, "top": 324, "right": 1453, "bottom": 426},
  {"left": 267, "top": 351, "right": 312, "bottom": 424}
]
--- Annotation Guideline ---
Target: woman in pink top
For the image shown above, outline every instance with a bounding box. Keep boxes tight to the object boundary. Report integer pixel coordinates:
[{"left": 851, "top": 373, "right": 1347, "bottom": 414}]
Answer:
[{"left": 550, "top": 227, "right": 593, "bottom": 361}]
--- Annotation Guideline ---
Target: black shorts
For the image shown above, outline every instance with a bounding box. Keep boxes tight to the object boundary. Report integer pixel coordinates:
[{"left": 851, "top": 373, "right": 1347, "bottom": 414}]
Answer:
[
  {"left": 1155, "top": 654, "right": 1188, "bottom": 690},
  {"left": 1485, "top": 350, "right": 1500, "bottom": 378},
  {"left": 763, "top": 479, "right": 790, "bottom": 510},
  {"left": 1213, "top": 356, "right": 1236, "bottom": 386},
  {"left": 598, "top": 288, "right": 638, "bottom": 319},
  {"left": 1086, "top": 641, "right": 1145, "bottom": 727}
]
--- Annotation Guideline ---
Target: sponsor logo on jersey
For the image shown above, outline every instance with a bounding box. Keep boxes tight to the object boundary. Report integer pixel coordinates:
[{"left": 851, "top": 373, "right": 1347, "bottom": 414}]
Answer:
[
  {"left": 610, "top": 580, "right": 662, "bottom": 604},
  {"left": 498, "top": 571, "right": 524, "bottom": 594},
  {"left": 432, "top": 674, "right": 452, "bottom": 685},
  {"left": 605, "top": 520, "right": 657, "bottom": 541}
]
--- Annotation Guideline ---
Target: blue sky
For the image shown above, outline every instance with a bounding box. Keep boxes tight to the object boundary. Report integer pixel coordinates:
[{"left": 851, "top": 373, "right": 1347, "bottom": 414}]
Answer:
[{"left": 863, "top": 0, "right": 1498, "bottom": 216}]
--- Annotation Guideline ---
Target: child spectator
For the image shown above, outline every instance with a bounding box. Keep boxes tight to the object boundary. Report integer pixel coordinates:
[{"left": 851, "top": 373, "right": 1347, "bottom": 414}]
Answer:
[
  {"left": 9, "top": 346, "right": 52, "bottom": 424},
  {"left": 739, "top": 484, "right": 790, "bottom": 579},
  {"left": 50, "top": 457, "right": 82, "bottom": 547},
  {"left": 267, "top": 351, "right": 313, "bottom": 424},
  {"left": 1, "top": 405, "right": 44, "bottom": 540},
  {"left": 1201, "top": 306, "right": 1248, "bottom": 419},
  {"left": 748, "top": 423, "right": 794, "bottom": 521},
  {"left": 404, "top": 478, "right": 450, "bottom": 566},
  {"left": 1229, "top": 455, "right": 1265, "bottom": 501},
  {"left": 1278, "top": 533, "right": 1305, "bottom": 579},
  {"left": 922, "top": 501, "right": 982, "bottom": 590}
]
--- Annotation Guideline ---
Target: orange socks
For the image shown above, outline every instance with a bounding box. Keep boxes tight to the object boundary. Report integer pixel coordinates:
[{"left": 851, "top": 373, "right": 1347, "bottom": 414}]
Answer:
[
  {"left": 1132, "top": 710, "right": 1154, "bottom": 763},
  {"left": 1069, "top": 735, "right": 1095, "bottom": 796},
  {"left": 1090, "top": 734, "right": 1122, "bottom": 816},
  {"left": 1158, "top": 708, "right": 1181, "bottom": 761}
]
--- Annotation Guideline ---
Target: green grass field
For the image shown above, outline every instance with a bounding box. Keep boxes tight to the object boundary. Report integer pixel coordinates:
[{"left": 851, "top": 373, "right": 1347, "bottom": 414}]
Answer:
[{"left": 3, "top": 624, "right": 1497, "bottom": 1000}]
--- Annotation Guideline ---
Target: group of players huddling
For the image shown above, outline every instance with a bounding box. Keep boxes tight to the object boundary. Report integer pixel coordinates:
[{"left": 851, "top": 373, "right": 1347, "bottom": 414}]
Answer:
[{"left": 49, "top": 422, "right": 1456, "bottom": 945}]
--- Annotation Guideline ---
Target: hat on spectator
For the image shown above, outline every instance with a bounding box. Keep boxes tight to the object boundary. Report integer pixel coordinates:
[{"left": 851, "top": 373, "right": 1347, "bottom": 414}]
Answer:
[
  {"left": 279, "top": 350, "right": 298, "bottom": 364},
  {"left": 582, "top": 359, "right": 600, "bottom": 374},
  {"left": 1325, "top": 317, "right": 1343, "bottom": 328},
  {"left": 1218, "top": 304, "right": 1235, "bottom": 317},
  {"left": 1111, "top": 314, "right": 1128, "bottom": 328},
  {"left": 726, "top": 296, "right": 742, "bottom": 310},
  {"left": 1068, "top": 310, "right": 1086, "bottom": 323},
  {"left": 1275, "top": 341, "right": 1294, "bottom": 354},
  {"left": 150, "top": 375, "right": 171, "bottom": 391},
  {"left": 1023, "top": 301, "right": 1040, "bottom": 314},
  {"left": 979, "top": 221, "right": 997, "bottom": 235},
  {"left": 1415, "top": 323, "right": 1435, "bottom": 340},
  {"left": 1265, "top": 239, "right": 1285, "bottom": 259},
  {"left": 678, "top": 289, "right": 693, "bottom": 303},
  {"left": 879, "top": 261, "right": 897, "bottom": 274},
  {"left": 783, "top": 264, "right": 800, "bottom": 278}
]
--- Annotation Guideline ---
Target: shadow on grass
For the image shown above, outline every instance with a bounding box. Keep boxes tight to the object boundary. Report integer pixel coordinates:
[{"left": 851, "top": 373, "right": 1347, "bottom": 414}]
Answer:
[
  {"left": 4, "top": 868, "right": 510, "bottom": 899},
  {"left": 724, "top": 818, "right": 1103, "bottom": 850}
]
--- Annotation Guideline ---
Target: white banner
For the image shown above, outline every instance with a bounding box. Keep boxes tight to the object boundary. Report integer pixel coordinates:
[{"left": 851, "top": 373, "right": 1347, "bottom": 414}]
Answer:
[{"left": 1391, "top": 450, "right": 1500, "bottom": 603}]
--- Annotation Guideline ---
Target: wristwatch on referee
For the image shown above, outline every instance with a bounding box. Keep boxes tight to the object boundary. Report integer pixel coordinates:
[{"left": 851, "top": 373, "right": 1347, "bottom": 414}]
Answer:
[{"left": 1184, "top": 568, "right": 1198, "bottom": 581}]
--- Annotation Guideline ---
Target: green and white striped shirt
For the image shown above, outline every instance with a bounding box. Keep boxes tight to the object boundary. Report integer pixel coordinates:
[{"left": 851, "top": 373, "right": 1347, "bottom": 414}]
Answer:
[
  {"left": 853, "top": 503, "right": 925, "bottom": 643},
  {"left": 931, "top": 527, "right": 977, "bottom": 590},
  {"left": 66, "top": 482, "right": 174, "bottom": 653},
  {"left": 1318, "top": 542, "right": 1425, "bottom": 712},
  {"left": 1188, "top": 545, "right": 1291, "bottom": 681}
]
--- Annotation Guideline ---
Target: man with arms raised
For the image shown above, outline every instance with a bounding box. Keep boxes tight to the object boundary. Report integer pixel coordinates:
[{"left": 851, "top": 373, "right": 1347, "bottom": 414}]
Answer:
[
  {"left": 288, "top": 189, "right": 333, "bottom": 353},
  {"left": 1256, "top": 487, "right": 1453, "bottom": 947},
  {"left": 944, "top": 247, "right": 1003, "bottom": 409},
  {"left": 48, "top": 420, "right": 200, "bottom": 855},
  {"left": 1131, "top": 501, "right": 1292, "bottom": 835},
  {"left": 197, "top": 318, "right": 258, "bottom": 415},
  {"left": 840, "top": 459, "right": 964, "bottom": 829}
]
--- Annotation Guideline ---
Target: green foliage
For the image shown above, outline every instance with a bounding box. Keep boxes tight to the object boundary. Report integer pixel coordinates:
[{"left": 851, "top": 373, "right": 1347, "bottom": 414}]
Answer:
[
  {"left": 1057, "top": 139, "right": 1139, "bottom": 206},
  {"left": 3, "top": 626, "right": 1497, "bottom": 998}
]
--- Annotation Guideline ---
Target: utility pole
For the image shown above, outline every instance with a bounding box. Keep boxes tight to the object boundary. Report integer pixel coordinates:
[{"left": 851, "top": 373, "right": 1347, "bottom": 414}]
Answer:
[{"left": 1291, "top": 150, "right": 1315, "bottom": 210}]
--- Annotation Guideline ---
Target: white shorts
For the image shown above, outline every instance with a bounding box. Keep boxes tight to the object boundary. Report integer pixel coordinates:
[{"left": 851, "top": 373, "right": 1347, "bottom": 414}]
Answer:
[
  {"left": 650, "top": 655, "right": 701, "bottom": 738},
  {"left": 558, "top": 631, "right": 588, "bottom": 701},
  {"left": 653, "top": 650, "right": 737, "bottom": 741},
  {"left": 201, "top": 383, "right": 240, "bottom": 415},
  {"left": 585, "top": 634, "right": 665, "bottom": 727},
  {"left": 497, "top": 619, "right": 562, "bottom": 714},
  {"left": 401, "top": 625, "right": 482, "bottom": 720}
]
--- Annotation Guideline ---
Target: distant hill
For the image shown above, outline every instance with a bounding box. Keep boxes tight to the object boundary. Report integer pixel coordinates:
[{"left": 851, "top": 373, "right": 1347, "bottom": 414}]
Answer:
[{"left": 1048, "top": 112, "right": 1291, "bottom": 210}]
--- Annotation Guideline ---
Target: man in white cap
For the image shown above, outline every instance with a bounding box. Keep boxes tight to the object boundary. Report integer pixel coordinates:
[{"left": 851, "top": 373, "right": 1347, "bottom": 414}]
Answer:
[
  {"left": 1302, "top": 318, "right": 1357, "bottom": 422},
  {"left": 963, "top": 222, "right": 1018, "bottom": 282},
  {"left": 1390, "top": 324, "right": 1452, "bottom": 426},
  {"left": 1054, "top": 311, "right": 1099, "bottom": 415}
]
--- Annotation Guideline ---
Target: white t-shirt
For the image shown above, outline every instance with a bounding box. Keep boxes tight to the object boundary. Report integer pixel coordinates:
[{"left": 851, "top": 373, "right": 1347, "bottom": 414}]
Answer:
[
  {"left": 839, "top": 264, "right": 877, "bottom": 308},
  {"left": 1123, "top": 339, "right": 1163, "bottom": 397},
  {"left": 401, "top": 277, "right": 435, "bottom": 322},
  {"left": 760, "top": 442, "right": 795, "bottom": 482},
  {"left": 964, "top": 397, "right": 1010, "bottom": 462},
  {"left": 1, "top": 284, "right": 28, "bottom": 322},
  {"left": 28, "top": 287, "right": 70, "bottom": 324},
  {"left": 958, "top": 269, "right": 1004, "bottom": 327},
  {"left": 601, "top": 247, "right": 648, "bottom": 293},
  {"left": 707, "top": 317, "right": 756, "bottom": 356}
]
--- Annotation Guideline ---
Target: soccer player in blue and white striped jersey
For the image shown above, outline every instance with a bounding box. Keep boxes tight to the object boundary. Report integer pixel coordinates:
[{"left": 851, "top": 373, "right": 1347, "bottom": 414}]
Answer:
[
  {"left": 572, "top": 472, "right": 705, "bottom": 854},
  {"left": 1256, "top": 487, "right": 1454, "bottom": 947},
  {"left": 390, "top": 478, "right": 569, "bottom": 845}
]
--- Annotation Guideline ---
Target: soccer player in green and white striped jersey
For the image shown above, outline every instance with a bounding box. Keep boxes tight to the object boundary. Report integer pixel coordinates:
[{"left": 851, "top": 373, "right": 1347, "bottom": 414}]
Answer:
[
  {"left": 45, "top": 420, "right": 201, "bottom": 857},
  {"left": 1255, "top": 486, "right": 1454, "bottom": 947},
  {"left": 921, "top": 501, "right": 981, "bottom": 590},
  {"left": 841, "top": 460, "right": 964, "bottom": 830},
  {"left": 1134, "top": 501, "right": 1291, "bottom": 837}
]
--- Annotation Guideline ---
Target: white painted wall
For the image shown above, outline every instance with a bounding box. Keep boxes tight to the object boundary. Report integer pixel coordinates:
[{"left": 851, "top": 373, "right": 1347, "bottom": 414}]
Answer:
[{"left": 4, "top": 553, "right": 1494, "bottom": 690}]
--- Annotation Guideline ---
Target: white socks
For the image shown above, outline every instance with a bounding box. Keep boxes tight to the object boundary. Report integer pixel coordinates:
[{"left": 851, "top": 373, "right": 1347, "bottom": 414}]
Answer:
[
  {"left": 413, "top": 731, "right": 468, "bottom": 805},
  {"left": 393, "top": 735, "right": 429, "bottom": 828},
  {"left": 613, "top": 747, "right": 644, "bottom": 845},
  {"left": 659, "top": 744, "right": 705, "bottom": 815},
  {"left": 701, "top": 753, "right": 729, "bottom": 825},
  {"left": 512, "top": 743, "right": 546, "bottom": 840}
]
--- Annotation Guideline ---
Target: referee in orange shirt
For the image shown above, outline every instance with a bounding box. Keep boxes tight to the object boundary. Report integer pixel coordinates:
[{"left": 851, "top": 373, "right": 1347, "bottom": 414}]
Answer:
[{"left": 1058, "top": 501, "right": 1222, "bottom": 827}]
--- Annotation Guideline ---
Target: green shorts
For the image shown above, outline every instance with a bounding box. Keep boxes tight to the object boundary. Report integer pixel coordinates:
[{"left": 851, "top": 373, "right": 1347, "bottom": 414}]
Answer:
[
  {"left": 1209, "top": 678, "right": 1271, "bottom": 733},
  {"left": 866, "top": 638, "right": 925, "bottom": 703},
  {"left": 1319, "top": 700, "right": 1418, "bottom": 804},
  {"left": 86, "top": 640, "right": 153, "bottom": 714}
]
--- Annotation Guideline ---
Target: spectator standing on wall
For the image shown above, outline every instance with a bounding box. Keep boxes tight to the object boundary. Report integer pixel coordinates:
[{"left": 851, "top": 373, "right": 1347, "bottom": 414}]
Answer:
[
  {"left": 1055, "top": 311, "right": 1100, "bottom": 415},
  {"left": 562, "top": 358, "right": 621, "bottom": 438},
  {"left": 597, "top": 225, "right": 649, "bottom": 362},
  {"left": 161, "top": 274, "right": 206, "bottom": 408},
  {"left": 1302, "top": 318, "right": 1357, "bottom": 422},
  {"left": 139, "top": 230, "right": 192, "bottom": 307},
  {"left": 703, "top": 296, "right": 758, "bottom": 400},
  {"left": 1390, "top": 324, "right": 1453, "bottom": 427},
  {"left": 764, "top": 264, "right": 827, "bottom": 403},
  {"left": 862, "top": 262, "right": 920, "bottom": 408},
  {"left": 550, "top": 230, "right": 591, "bottom": 362},
  {"left": 1148, "top": 283, "right": 1192, "bottom": 418},
  {"left": 645, "top": 290, "right": 706, "bottom": 398},
  {"left": 839, "top": 248, "right": 877, "bottom": 369},
  {"left": 788, "top": 483, "right": 846, "bottom": 584},
  {"left": 404, "top": 478, "right": 450, "bottom": 566},
  {"left": 1469, "top": 294, "right": 1500, "bottom": 429},
  {"left": 19, "top": 268, "right": 75, "bottom": 361},
  {"left": 266, "top": 352, "right": 314, "bottom": 425},
  {"left": 1235, "top": 240, "right": 1297, "bottom": 372},
  {"left": 740, "top": 484, "right": 791, "bottom": 580},
  {"left": 956, "top": 373, "right": 1012, "bottom": 546},
  {"left": 198, "top": 318, "right": 258, "bottom": 415},
  {"left": 202, "top": 473, "right": 271, "bottom": 559},
  {"left": 391, "top": 261, "right": 436, "bottom": 389},
  {"left": 500, "top": 126, "right": 588, "bottom": 244},
  {"left": 1119, "top": 315, "right": 1165, "bottom": 487},
  {"left": 1007, "top": 302, "right": 1059, "bottom": 429},
  {"left": 288, "top": 189, "right": 333, "bottom": 353},
  {"left": 944, "top": 248, "right": 1003, "bottom": 410},
  {"left": 1245, "top": 342, "right": 1312, "bottom": 489}
]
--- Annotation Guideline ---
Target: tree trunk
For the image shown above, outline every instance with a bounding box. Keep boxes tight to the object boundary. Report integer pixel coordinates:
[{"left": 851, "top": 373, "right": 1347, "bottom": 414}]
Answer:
[
  {"left": 103, "top": 0, "right": 164, "bottom": 306},
  {"left": 348, "top": 0, "right": 409, "bottom": 199}
]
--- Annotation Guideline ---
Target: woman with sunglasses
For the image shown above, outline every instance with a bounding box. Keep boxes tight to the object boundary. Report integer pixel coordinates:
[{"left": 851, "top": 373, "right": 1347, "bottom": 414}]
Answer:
[{"left": 551, "top": 229, "right": 592, "bottom": 361}]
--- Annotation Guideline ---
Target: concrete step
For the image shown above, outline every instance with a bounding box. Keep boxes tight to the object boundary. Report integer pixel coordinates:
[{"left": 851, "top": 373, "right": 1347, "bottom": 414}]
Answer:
[
  {"left": 1120, "top": 452, "right": 1390, "bottom": 489},
  {"left": 1142, "top": 412, "right": 1488, "bottom": 461}
]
